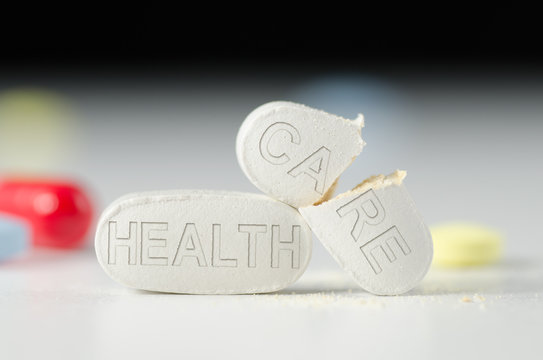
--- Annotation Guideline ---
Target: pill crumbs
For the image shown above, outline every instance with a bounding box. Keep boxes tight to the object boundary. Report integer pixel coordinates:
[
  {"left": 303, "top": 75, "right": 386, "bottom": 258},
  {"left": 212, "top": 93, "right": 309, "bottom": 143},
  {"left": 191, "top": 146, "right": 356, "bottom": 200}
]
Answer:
[{"left": 461, "top": 294, "right": 486, "bottom": 303}]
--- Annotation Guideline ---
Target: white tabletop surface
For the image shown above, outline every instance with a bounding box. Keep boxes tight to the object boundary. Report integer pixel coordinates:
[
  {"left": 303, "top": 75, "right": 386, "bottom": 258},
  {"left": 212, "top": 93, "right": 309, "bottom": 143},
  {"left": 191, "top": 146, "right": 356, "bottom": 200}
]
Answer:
[
  {"left": 1, "top": 249, "right": 542, "bottom": 360},
  {"left": 1, "top": 72, "right": 542, "bottom": 359}
]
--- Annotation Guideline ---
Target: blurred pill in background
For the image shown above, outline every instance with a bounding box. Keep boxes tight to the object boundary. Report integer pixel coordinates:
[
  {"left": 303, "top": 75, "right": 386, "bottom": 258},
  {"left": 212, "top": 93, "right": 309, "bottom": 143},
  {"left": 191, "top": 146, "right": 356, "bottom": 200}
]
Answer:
[
  {"left": 0, "top": 89, "right": 78, "bottom": 173},
  {"left": 0, "top": 215, "right": 29, "bottom": 262},
  {"left": 288, "top": 75, "right": 412, "bottom": 186},
  {"left": 289, "top": 75, "right": 404, "bottom": 118},
  {"left": 431, "top": 222, "right": 503, "bottom": 267},
  {"left": 0, "top": 179, "right": 93, "bottom": 249}
]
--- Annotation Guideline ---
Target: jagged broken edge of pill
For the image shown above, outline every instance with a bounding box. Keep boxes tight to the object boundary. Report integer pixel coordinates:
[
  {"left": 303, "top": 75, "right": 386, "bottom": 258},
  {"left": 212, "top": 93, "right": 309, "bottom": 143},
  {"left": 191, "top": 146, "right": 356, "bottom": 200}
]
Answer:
[
  {"left": 289, "top": 104, "right": 433, "bottom": 295},
  {"left": 237, "top": 101, "right": 367, "bottom": 208},
  {"left": 304, "top": 108, "right": 406, "bottom": 209},
  {"left": 313, "top": 112, "right": 367, "bottom": 205}
]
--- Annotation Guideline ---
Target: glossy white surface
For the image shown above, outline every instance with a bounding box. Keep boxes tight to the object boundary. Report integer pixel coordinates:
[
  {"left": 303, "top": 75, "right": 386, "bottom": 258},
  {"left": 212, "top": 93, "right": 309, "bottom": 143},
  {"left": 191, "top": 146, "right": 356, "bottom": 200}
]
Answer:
[{"left": 1, "top": 249, "right": 542, "bottom": 360}]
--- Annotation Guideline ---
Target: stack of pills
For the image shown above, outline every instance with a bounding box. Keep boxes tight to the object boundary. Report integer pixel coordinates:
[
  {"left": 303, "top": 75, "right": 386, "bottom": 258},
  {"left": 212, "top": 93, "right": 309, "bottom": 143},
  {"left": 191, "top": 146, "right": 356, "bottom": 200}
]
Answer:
[{"left": 95, "top": 102, "right": 433, "bottom": 295}]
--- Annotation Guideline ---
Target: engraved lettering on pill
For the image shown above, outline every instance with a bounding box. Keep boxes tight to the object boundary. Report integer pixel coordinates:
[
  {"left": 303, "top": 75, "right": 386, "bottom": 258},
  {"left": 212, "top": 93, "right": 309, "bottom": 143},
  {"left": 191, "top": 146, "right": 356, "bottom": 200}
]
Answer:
[
  {"left": 360, "top": 226, "right": 411, "bottom": 274},
  {"left": 288, "top": 146, "right": 331, "bottom": 195},
  {"left": 212, "top": 223, "right": 238, "bottom": 267},
  {"left": 259, "top": 122, "right": 301, "bottom": 165},
  {"left": 141, "top": 222, "right": 168, "bottom": 266},
  {"left": 271, "top": 225, "right": 301, "bottom": 269},
  {"left": 108, "top": 221, "right": 137, "bottom": 265},
  {"left": 106, "top": 221, "right": 306, "bottom": 270},
  {"left": 336, "top": 189, "right": 386, "bottom": 242},
  {"left": 172, "top": 223, "right": 208, "bottom": 267},
  {"left": 238, "top": 224, "right": 267, "bottom": 267}
]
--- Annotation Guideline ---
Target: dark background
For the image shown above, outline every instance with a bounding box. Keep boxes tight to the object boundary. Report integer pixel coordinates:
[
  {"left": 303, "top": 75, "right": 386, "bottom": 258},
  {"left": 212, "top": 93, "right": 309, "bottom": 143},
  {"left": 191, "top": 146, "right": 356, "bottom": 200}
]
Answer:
[{"left": 1, "top": 6, "right": 540, "bottom": 73}]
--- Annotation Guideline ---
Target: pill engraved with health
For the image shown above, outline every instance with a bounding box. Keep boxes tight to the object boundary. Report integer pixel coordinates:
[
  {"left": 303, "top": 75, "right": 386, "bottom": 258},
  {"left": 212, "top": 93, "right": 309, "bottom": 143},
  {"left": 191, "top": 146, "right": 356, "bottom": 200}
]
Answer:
[
  {"left": 236, "top": 101, "right": 365, "bottom": 208},
  {"left": 95, "top": 190, "right": 312, "bottom": 294},
  {"left": 299, "top": 171, "right": 433, "bottom": 295}
]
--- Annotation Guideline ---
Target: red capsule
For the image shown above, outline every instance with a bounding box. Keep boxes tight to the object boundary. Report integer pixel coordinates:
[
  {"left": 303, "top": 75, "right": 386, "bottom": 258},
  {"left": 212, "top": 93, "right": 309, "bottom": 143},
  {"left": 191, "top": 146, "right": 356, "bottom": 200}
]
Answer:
[{"left": 0, "top": 178, "right": 93, "bottom": 248}]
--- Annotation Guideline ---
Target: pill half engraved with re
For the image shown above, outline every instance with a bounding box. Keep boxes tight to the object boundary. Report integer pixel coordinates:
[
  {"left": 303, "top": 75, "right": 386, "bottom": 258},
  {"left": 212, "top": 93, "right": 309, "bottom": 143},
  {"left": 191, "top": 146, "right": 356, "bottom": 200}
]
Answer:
[
  {"left": 299, "top": 170, "right": 433, "bottom": 295},
  {"left": 236, "top": 101, "right": 365, "bottom": 208},
  {"left": 95, "top": 190, "right": 312, "bottom": 294}
]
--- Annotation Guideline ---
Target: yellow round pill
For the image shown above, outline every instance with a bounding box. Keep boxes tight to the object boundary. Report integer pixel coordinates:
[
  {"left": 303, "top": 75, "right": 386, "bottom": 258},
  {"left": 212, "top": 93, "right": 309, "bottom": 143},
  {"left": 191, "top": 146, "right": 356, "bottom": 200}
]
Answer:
[
  {"left": 0, "top": 89, "right": 76, "bottom": 172},
  {"left": 430, "top": 223, "right": 503, "bottom": 267}
]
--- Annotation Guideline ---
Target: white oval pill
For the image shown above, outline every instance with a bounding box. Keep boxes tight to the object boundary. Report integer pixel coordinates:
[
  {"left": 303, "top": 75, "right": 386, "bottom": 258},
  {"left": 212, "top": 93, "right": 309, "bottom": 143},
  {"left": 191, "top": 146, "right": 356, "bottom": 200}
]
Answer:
[
  {"left": 236, "top": 101, "right": 365, "bottom": 208},
  {"left": 95, "top": 190, "right": 312, "bottom": 294},
  {"left": 299, "top": 171, "right": 433, "bottom": 295}
]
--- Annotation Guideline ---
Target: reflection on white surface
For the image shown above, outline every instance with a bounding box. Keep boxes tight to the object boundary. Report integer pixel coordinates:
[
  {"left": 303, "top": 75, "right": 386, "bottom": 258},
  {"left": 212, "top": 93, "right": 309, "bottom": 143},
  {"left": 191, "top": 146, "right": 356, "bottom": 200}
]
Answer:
[{"left": 0, "top": 249, "right": 542, "bottom": 359}]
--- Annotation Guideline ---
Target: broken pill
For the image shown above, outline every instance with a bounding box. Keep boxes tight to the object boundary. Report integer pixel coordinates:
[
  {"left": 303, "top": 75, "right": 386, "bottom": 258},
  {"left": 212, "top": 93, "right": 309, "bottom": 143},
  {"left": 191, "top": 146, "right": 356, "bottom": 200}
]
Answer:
[
  {"left": 236, "top": 101, "right": 365, "bottom": 208},
  {"left": 95, "top": 190, "right": 312, "bottom": 294},
  {"left": 299, "top": 171, "right": 433, "bottom": 295}
]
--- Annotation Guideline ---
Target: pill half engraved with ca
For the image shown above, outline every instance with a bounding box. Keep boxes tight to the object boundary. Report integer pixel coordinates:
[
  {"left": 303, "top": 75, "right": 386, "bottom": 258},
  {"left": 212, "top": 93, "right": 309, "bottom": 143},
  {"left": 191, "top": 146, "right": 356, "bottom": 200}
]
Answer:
[
  {"left": 95, "top": 190, "right": 312, "bottom": 294},
  {"left": 299, "top": 170, "right": 433, "bottom": 295},
  {"left": 236, "top": 101, "right": 365, "bottom": 208}
]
